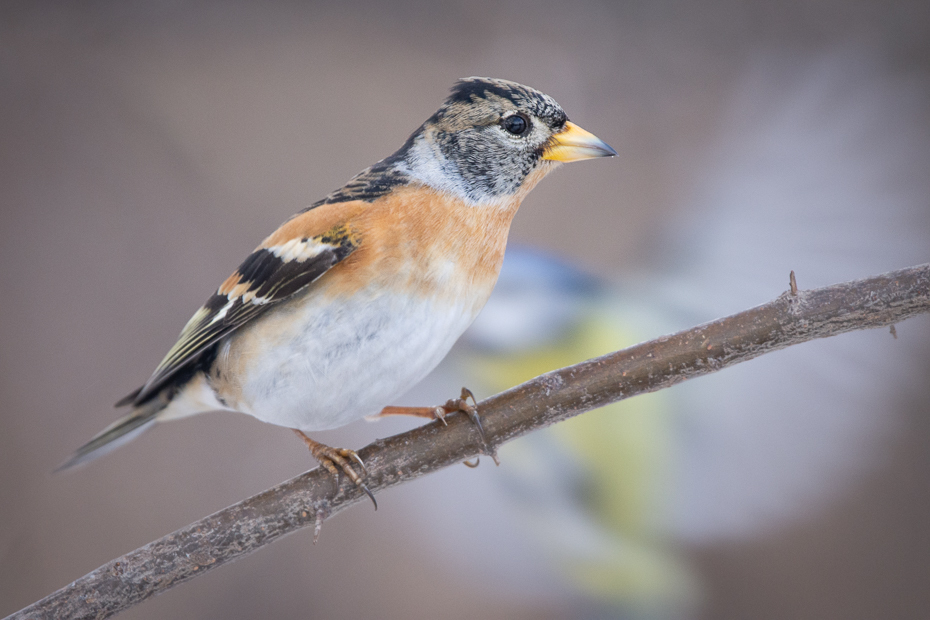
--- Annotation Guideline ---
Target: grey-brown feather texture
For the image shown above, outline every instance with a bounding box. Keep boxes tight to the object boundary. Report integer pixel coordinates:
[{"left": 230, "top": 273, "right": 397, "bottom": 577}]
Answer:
[{"left": 308, "top": 160, "right": 411, "bottom": 208}]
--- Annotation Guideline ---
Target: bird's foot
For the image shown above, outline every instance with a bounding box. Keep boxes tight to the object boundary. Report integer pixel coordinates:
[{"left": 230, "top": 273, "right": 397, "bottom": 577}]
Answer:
[
  {"left": 376, "top": 387, "right": 498, "bottom": 466},
  {"left": 292, "top": 430, "right": 377, "bottom": 510}
]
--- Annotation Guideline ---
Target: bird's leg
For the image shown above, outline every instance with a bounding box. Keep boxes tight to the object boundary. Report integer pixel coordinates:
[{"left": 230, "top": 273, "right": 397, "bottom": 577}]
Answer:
[
  {"left": 377, "top": 405, "right": 452, "bottom": 424},
  {"left": 292, "top": 430, "right": 377, "bottom": 510},
  {"left": 375, "top": 387, "right": 498, "bottom": 465}
]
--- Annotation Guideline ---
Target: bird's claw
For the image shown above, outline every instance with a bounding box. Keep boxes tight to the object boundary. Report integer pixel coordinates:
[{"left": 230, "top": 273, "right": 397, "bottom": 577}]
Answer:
[
  {"left": 372, "top": 387, "right": 497, "bottom": 466},
  {"left": 445, "top": 387, "right": 499, "bottom": 466},
  {"left": 292, "top": 430, "right": 377, "bottom": 510}
]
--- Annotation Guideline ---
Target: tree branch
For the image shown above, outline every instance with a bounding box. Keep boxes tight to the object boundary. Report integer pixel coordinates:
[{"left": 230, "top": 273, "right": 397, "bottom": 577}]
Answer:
[{"left": 8, "top": 264, "right": 930, "bottom": 620}]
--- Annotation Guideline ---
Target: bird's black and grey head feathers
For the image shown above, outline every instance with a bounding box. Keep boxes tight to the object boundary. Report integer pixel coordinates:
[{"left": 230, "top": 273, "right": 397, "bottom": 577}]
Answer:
[
  {"left": 437, "top": 77, "right": 568, "bottom": 131},
  {"left": 400, "top": 77, "right": 569, "bottom": 203},
  {"left": 312, "top": 78, "right": 571, "bottom": 207}
]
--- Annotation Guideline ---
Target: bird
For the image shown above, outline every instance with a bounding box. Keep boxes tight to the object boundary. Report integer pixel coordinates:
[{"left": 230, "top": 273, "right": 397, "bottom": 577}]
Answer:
[{"left": 60, "top": 77, "right": 617, "bottom": 504}]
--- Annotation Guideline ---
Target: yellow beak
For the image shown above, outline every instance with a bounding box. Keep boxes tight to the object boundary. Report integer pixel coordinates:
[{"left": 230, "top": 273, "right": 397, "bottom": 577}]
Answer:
[{"left": 542, "top": 121, "right": 617, "bottom": 162}]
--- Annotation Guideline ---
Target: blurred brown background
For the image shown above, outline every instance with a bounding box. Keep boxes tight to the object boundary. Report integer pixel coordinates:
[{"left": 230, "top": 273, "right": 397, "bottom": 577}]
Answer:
[{"left": 2, "top": 1, "right": 930, "bottom": 618}]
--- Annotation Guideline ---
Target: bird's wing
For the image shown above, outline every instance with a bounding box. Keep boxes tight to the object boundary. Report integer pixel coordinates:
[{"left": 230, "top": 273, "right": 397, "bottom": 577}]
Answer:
[{"left": 118, "top": 211, "right": 362, "bottom": 407}]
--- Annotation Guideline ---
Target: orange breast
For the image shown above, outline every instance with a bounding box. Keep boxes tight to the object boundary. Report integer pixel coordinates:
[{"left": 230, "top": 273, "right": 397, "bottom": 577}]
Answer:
[{"left": 315, "top": 184, "right": 525, "bottom": 312}]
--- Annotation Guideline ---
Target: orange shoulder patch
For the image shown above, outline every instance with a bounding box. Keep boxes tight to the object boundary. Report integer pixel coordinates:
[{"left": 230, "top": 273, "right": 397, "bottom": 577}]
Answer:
[{"left": 260, "top": 200, "right": 369, "bottom": 249}]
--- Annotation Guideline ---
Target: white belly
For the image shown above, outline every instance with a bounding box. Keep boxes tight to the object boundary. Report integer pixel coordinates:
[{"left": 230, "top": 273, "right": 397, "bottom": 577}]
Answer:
[{"left": 212, "top": 287, "right": 479, "bottom": 431}]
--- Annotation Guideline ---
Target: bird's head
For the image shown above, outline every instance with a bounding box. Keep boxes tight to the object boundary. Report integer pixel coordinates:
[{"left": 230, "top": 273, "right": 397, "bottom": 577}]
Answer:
[{"left": 399, "top": 77, "right": 616, "bottom": 204}]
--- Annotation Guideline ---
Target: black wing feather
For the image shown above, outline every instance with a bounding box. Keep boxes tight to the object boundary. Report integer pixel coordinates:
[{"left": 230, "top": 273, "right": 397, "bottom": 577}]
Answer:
[{"left": 121, "top": 228, "right": 357, "bottom": 407}]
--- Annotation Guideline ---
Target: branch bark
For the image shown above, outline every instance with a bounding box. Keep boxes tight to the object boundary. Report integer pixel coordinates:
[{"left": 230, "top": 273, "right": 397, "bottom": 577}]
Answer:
[{"left": 9, "top": 263, "right": 930, "bottom": 620}]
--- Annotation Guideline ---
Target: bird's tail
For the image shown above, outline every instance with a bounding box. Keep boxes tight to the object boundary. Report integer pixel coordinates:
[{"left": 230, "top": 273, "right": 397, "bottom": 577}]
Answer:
[{"left": 56, "top": 397, "right": 167, "bottom": 471}]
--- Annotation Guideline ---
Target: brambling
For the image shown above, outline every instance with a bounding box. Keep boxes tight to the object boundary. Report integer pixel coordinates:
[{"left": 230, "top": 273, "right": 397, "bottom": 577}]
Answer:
[{"left": 62, "top": 77, "right": 616, "bottom": 504}]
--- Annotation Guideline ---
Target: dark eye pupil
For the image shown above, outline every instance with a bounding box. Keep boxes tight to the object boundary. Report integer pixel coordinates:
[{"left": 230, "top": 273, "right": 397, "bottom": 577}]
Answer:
[{"left": 503, "top": 114, "right": 528, "bottom": 136}]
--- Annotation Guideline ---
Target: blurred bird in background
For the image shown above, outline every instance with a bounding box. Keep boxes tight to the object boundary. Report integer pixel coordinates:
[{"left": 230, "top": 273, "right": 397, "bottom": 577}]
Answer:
[{"left": 394, "top": 52, "right": 930, "bottom": 619}]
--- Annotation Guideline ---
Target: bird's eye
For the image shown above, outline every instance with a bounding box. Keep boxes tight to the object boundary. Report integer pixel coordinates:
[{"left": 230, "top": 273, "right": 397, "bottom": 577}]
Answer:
[{"left": 501, "top": 113, "right": 530, "bottom": 136}]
